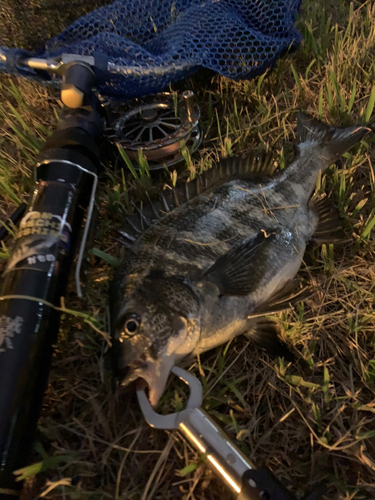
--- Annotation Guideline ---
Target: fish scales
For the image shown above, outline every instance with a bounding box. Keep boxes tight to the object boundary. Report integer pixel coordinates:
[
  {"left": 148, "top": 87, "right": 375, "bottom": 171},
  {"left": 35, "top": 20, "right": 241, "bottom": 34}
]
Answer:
[
  {"left": 122, "top": 178, "right": 310, "bottom": 282},
  {"left": 110, "top": 113, "right": 371, "bottom": 406}
]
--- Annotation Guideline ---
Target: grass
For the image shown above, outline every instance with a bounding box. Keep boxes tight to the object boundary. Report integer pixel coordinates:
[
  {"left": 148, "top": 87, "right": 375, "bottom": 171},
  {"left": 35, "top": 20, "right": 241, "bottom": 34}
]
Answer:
[{"left": 0, "top": 0, "right": 375, "bottom": 499}]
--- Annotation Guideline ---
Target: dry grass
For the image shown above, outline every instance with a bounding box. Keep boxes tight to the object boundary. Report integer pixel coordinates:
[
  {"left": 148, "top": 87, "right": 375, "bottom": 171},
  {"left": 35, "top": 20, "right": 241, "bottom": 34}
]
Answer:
[{"left": 1, "top": 0, "right": 375, "bottom": 499}]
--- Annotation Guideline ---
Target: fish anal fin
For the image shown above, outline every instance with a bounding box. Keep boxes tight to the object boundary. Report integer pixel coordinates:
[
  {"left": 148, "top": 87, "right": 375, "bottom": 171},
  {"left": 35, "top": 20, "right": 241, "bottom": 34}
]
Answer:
[
  {"left": 245, "top": 318, "right": 294, "bottom": 362},
  {"left": 199, "top": 230, "right": 277, "bottom": 296},
  {"left": 309, "top": 194, "right": 346, "bottom": 244}
]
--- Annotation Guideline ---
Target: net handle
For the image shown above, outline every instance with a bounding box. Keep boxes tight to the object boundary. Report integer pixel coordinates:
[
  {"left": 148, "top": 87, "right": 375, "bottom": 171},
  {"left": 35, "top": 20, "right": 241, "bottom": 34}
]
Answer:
[
  {"left": 0, "top": 47, "right": 195, "bottom": 81},
  {"left": 0, "top": 47, "right": 95, "bottom": 73}
]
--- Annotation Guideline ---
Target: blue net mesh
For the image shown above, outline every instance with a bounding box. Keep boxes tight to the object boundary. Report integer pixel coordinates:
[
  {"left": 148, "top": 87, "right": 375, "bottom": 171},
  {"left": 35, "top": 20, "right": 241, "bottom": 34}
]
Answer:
[{"left": 1, "top": 0, "right": 301, "bottom": 98}]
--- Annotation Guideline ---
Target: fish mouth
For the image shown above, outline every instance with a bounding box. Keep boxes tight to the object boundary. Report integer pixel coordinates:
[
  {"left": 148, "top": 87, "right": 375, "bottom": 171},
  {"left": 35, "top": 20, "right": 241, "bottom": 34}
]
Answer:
[
  {"left": 121, "top": 355, "right": 149, "bottom": 385},
  {"left": 120, "top": 354, "right": 174, "bottom": 408}
]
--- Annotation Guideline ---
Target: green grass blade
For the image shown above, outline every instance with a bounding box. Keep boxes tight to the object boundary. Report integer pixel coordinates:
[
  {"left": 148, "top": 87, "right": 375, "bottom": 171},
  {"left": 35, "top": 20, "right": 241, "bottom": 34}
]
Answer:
[
  {"left": 137, "top": 149, "right": 151, "bottom": 179},
  {"left": 88, "top": 248, "right": 120, "bottom": 267},
  {"left": 364, "top": 85, "right": 375, "bottom": 123},
  {"left": 339, "top": 174, "right": 346, "bottom": 206},
  {"left": 357, "top": 430, "right": 375, "bottom": 441},
  {"left": 318, "top": 88, "right": 323, "bottom": 119},
  {"left": 178, "top": 463, "right": 198, "bottom": 476},
  {"left": 360, "top": 212, "right": 375, "bottom": 240},
  {"left": 305, "top": 58, "right": 316, "bottom": 80},
  {"left": 325, "top": 83, "right": 334, "bottom": 114},
  {"left": 117, "top": 144, "right": 138, "bottom": 179},
  {"left": 256, "top": 71, "right": 268, "bottom": 96},
  {"left": 329, "top": 70, "right": 345, "bottom": 113},
  {"left": 342, "top": 3, "right": 354, "bottom": 45},
  {"left": 120, "top": 168, "right": 130, "bottom": 209},
  {"left": 6, "top": 101, "right": 31, "bottom": 132},
  {"left": 291, "top": 64, "right": 302, "bottom": 94},
  {"left": 14, "top": 455, "right": 72, "bottom": 481},
  {"left": 0, "top": 177, "right": 22, "bottom": 204},
  {"left": 347, "top": 80, "right": 357, "bottom": 114}
]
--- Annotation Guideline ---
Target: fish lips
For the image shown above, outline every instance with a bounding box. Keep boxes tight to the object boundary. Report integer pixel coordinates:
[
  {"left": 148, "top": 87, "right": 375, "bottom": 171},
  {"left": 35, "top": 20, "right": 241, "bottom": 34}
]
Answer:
[
  {"left": 120, "top": 354, "right": 150, "bottom": 386},
  {"left": 118, "top": 353, "right": 174, "bottom": 408}
]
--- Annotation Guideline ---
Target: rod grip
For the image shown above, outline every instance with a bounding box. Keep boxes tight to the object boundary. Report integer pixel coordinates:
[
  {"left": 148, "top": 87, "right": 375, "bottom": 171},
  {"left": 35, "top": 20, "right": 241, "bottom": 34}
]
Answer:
[{"left": 0, "top": 155, "right": 96, "bottom": 496}]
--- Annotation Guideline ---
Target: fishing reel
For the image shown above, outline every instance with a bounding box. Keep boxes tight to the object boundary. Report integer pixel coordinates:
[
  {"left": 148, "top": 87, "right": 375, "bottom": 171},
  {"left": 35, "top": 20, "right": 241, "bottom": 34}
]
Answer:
[
  {"left": 0, "top": 49, "right": 202, "bottom": 172},
  {"left": 104, "top": 90, "right": 202, "bottom": 170}
]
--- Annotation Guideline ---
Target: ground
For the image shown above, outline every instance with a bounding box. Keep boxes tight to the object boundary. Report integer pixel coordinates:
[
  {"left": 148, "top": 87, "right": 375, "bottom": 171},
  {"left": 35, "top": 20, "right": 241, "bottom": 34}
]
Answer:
[{"left": 0, "top": 0, "right": 375, "bottom": 499}]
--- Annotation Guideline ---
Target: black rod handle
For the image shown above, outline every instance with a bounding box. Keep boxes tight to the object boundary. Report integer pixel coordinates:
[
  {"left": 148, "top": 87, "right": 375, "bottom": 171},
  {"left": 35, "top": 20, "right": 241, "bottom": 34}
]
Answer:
[{"left": 0, "top": 150, "right": 97, "bottom": 497}]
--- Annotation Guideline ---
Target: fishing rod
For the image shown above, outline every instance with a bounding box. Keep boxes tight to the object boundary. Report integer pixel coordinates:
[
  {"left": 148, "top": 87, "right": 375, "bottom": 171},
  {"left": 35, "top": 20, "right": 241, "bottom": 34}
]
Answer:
[{"left": 0, "top": 55, "right": 103, "bottom": 499}]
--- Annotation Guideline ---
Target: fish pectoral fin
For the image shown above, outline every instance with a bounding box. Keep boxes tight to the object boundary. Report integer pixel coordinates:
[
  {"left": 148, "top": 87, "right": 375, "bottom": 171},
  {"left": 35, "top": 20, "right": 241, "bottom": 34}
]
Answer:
[
  {"left": 309, "top": 195, "right": 346, "bottom": 244},
  {"left": 244, "top": 318, "right": 294, "bottom": 361},
  {"left": 251, "top": 278, "right": 313, "bottom": 316},
  {"left": 199, "top": 230, "right": 277, "bottom": 296}
]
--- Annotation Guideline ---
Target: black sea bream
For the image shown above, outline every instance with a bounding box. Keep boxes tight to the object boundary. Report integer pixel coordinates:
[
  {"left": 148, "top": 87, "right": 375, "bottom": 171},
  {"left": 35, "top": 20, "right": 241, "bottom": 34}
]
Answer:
[{"left": 110, "top": 113, "right": 370, "bottom": 406}]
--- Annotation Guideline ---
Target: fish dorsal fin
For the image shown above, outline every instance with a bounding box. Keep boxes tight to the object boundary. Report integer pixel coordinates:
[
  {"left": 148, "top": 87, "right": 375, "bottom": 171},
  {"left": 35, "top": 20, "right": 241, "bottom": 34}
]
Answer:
[
  {"left": 202, "top": 151, "right": 279, "bottom": 186},
  {"left": 163, "top": 151, "right": 279, "bottom": 209},
  {"left": 114, "top": 152, "right": 279, "bottom": 244}
]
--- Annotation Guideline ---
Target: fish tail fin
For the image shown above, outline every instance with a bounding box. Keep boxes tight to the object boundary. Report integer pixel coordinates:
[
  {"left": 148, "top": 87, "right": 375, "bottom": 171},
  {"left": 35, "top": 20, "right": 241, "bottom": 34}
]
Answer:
[{"left": 296, "top": 112, "right": 371, "bottom": 163}]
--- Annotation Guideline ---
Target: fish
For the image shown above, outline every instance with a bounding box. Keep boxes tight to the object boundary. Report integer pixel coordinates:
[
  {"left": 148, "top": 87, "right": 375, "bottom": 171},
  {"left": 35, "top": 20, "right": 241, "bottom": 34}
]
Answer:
[{"left": 109, "top": 113, "right": 371, "bottom": 406}]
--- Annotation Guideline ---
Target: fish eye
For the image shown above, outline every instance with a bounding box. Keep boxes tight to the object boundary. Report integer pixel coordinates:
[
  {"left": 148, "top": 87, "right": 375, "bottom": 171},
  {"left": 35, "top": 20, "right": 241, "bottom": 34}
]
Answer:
[{"left": 123, "top": 313, "right": 141, "bottom": 336}]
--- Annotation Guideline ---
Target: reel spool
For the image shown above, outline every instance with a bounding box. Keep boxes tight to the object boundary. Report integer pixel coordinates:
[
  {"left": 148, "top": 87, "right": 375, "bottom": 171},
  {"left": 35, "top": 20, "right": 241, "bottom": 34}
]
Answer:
[{"left": 105, "top": 91, "right": 202, "bottom": 170}]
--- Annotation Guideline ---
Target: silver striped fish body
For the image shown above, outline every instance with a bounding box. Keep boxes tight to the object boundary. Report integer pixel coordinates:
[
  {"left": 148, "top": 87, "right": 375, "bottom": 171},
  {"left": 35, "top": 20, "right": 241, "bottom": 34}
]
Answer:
[{"left": 110, "top": 113, "right": 370, "bottom": 406}]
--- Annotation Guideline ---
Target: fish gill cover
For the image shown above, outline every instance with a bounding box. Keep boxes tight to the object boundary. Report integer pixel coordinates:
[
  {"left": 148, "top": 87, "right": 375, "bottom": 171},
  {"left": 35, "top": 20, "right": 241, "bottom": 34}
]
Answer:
[{"left": 0, "top": 0, "right": 302, "bottom": 97}]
